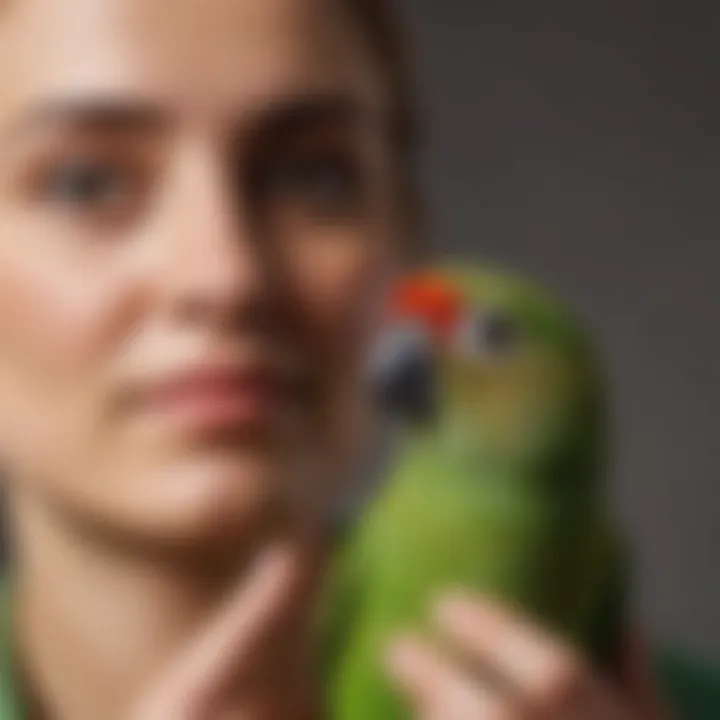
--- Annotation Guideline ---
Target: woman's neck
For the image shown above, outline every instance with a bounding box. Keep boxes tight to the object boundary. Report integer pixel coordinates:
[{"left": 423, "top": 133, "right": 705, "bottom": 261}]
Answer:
[{"left": 11, "top": 494, "right": 326, "bottom": 720}]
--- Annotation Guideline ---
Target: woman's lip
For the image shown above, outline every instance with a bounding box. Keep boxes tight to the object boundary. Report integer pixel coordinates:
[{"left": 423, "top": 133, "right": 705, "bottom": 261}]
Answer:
[{"left": 134, "top": 367, "right": 291, "bottom": 429}]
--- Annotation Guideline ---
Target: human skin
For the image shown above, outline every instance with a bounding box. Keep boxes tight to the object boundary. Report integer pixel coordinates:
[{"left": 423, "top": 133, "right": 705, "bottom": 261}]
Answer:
[{"left": 0, "top": 0, "right": 668, "bottom": 718}]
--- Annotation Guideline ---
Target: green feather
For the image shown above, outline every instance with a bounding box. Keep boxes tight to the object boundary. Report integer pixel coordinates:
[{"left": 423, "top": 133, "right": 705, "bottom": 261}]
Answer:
[{"left": 324, "top": 263, "right": 626, "bottom": 720}]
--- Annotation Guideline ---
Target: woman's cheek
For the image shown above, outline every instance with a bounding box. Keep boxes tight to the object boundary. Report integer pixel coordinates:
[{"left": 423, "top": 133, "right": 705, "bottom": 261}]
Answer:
[
  {"left": 0, "top": 258, "right": 94, "bottom": 381},
  {"left": 0, "top": 220, "right": 146, "bottom": 394},
  {"left": 285, "top": 224, "right": 395, "bottom": 356}
]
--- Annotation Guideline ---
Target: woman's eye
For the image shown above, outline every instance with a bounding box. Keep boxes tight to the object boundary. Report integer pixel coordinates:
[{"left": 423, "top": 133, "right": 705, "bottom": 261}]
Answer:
[
  {"left": 41, "top": 160, "right": 133, "bottom": 209},
  {"left": 258, "top": 154, "right": 363, "bottom": 216}
]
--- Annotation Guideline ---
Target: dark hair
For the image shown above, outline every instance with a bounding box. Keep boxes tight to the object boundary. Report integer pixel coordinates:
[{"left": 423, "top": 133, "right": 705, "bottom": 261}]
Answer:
[{"left": 346, "top": 0, "right": 426, "bottom": 254}]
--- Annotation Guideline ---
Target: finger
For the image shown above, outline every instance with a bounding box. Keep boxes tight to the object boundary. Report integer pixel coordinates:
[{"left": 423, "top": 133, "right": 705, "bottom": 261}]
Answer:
[
  {"left": 385, "top": 635, "right": 508, "bottom": 719},
  {"left": 434, "top": 592, "right": 626, "bottom": 718},
  {"left": 181, "top": 536, "right": 322, "bottom": 678},
  {"left": 435, "top": 592, "right": 585, "bottom": 690},
  {"left": 133, "top": 532, "right": 326, "bottom": 719}
]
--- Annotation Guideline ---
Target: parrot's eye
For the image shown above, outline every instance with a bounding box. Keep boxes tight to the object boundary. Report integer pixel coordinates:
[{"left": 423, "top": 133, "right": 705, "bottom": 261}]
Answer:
[{"left": 457, "top": 309, "right": 520, "bottom": 358}]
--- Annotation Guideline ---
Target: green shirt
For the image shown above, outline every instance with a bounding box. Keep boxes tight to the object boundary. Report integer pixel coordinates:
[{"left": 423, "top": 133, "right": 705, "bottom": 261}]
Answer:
[
  {"left": 0, "top": 585, "right": 24, "bottom": 720},
  {"left": 0, "top": 586, "right": 718, "bottom": 719}
]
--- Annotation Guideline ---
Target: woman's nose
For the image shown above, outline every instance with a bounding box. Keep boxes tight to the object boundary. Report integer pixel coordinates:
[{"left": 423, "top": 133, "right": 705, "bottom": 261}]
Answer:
[{"left": 153, "top": 142, "right": 269, "bottom": 327}]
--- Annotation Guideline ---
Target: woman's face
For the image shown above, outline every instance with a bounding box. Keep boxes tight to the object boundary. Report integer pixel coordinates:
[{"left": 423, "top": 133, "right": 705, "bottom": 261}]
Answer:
[{"left": 0, "top": 0, "right": 402, "bottom": 546}]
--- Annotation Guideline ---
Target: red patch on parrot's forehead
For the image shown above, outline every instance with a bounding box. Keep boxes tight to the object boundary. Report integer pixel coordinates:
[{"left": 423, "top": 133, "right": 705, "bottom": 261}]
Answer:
[{"left": 388, "top": 273, "right": 464, "bottom": 339}]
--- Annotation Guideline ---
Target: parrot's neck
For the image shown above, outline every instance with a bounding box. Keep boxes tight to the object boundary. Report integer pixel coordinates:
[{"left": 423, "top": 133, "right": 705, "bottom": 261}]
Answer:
[{"left": 386, "top": 423, "right": 603, "bottom": 517}]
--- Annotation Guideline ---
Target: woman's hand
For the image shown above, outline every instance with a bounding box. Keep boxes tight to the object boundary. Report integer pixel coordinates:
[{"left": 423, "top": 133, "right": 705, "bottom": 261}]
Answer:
[
  {"left": 129, "top": 533, "right": 326, "bottom": 720},
  {"left": 129, "top": 542, "right": 669, "bottom": 720},
  {"left": 386, "top": 592, "right": 670, "bottom": 719}
]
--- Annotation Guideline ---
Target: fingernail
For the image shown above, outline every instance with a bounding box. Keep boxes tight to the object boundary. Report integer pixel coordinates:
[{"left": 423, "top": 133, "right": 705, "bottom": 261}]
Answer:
[
  {"left": 383, "top": 637, "right": 416, "bottom": 676},
  {"left": 435, "top": 590, "right": 472, "bottom": 624}
]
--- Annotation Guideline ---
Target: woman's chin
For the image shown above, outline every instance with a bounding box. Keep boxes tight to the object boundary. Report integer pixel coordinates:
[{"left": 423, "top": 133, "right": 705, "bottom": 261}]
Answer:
[{"left": 123, "top": 451, "right": 304, "bottom": 547}]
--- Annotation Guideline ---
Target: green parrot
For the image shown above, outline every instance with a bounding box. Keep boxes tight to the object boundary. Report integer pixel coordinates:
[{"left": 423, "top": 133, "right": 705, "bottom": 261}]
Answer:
[{"left": 323, "top": 264, "right": 627, "bottom": 720}]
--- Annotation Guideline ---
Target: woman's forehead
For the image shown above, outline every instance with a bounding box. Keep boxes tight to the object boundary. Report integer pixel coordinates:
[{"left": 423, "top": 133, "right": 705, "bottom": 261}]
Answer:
[{"left": 0, "top": 0, "right": 386, "bottom": 135}]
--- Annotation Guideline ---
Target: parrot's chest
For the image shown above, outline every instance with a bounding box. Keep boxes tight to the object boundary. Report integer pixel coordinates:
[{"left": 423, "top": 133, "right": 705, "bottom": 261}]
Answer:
[
  {"left": 361, "top": 490, "right": 593, "bottom": 621},
  {"left": 327, "top": 462, "right": 611, "bottom": 719}
]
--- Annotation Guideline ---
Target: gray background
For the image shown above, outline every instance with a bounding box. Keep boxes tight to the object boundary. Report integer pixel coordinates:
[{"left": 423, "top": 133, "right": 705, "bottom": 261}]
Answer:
[{"left": 400, "top": 0, "right": 719, "bottom": 657}]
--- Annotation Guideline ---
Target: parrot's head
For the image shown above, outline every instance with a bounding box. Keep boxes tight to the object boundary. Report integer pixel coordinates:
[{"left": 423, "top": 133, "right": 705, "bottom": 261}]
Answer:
[{"left": 372, "top": 266, "right": 607, "bottom": 495}]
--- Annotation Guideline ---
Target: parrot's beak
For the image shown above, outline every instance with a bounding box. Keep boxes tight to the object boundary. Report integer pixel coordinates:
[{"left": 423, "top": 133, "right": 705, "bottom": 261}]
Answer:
[{"left": 369, "top": 324, "right": 438, "bottom": 423}]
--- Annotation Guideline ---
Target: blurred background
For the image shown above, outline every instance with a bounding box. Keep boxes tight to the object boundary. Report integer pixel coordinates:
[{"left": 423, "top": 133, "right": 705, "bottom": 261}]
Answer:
[{"left": 399, "top": 0, "right": 719, "bottom": 657}]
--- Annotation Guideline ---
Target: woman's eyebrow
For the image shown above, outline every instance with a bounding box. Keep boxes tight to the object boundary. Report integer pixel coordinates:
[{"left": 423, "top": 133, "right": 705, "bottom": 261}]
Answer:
[
  {"left": 0, "top": 91, "right": 383, "bottom": 154},
  {"left": 0, "top": 98, "right": 170, "bottom": 146},
  {"left": 245, "top": 92, "right": 381, "bottom": 144}
]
